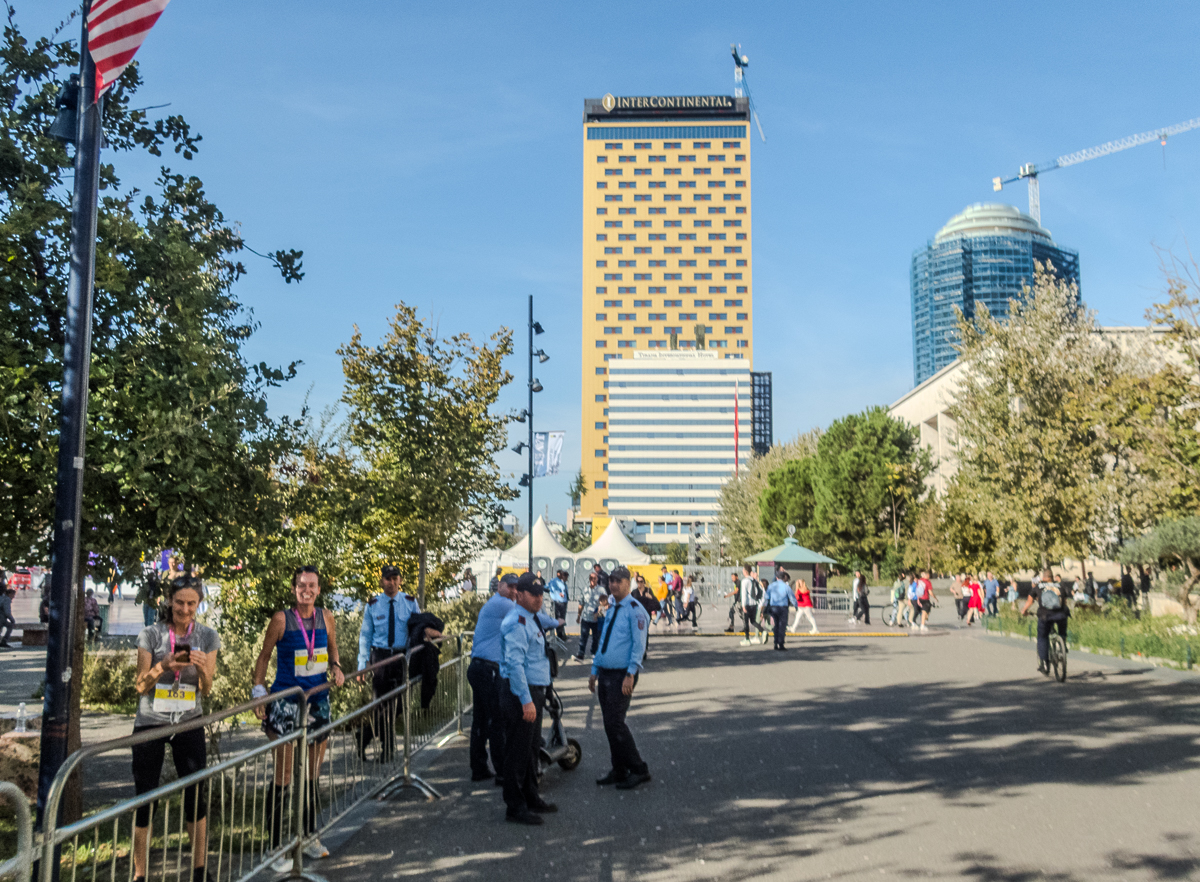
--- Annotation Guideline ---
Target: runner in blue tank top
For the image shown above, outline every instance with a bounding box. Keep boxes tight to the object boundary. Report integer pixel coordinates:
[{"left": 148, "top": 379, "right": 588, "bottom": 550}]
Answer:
[{"left": 252, "top": 565, "right": 345, "bottom": 867}]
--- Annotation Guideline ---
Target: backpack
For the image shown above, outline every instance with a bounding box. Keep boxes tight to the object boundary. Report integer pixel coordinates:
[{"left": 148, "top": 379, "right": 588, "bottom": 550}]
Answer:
[
  {"left": 1039, "top": 584, "right": 1063, "bottom": 611},
  {"left": 750, "top": 581, "right": 763, "bottom": 602}
]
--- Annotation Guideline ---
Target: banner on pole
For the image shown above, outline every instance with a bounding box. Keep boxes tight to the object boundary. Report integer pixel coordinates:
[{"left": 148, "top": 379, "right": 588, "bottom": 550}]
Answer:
[{"left": 533, "top": 431, "right": 564, "bottom": 477}]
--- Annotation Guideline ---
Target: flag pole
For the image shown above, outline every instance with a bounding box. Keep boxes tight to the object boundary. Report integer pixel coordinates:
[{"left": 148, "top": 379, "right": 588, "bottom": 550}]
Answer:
[{"left": 38, "top": 8, "right": 104, "bottom": 822}]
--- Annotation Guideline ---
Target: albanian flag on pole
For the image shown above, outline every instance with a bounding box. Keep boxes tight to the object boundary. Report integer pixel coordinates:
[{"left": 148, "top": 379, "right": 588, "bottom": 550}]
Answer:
[{"left": 87, "top": 0, "right": 171, "bottom": 103}]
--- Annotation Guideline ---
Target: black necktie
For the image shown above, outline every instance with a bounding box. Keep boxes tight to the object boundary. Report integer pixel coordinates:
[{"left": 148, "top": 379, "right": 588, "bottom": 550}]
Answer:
[
  {"left": 388, "top": 598, "right": 396, "bottom": 647},
  {"left": 600, "top": 603, "right": 622, "bottom": 653}
]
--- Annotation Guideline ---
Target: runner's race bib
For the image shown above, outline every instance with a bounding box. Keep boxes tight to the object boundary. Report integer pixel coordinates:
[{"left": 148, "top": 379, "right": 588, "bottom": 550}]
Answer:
[
  {"left": 294, "top": 647, "right": 328, "bottom": 675},
  {"left": 152, "top": 682, "right": 197, "bottom": 713}
]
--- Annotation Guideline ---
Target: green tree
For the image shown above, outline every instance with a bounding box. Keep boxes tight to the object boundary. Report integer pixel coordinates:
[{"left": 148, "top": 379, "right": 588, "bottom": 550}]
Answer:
[
  {"left": 717, "top": 429, "right": 820, "bottom": 561},
  {"left": 758, "top": 455, "right": 822, "bottom": 549},
  {"left": 336, "top": 304, "right": 517, "bottom": 594},
  {"left": 808, "top": 407, "right": 931, "bottom": 578},
  {"left": 1120, "top": 517, "right": 1200, "bottom": 623},
  {"left": 0, "top": 19, "right": 301, "bottom": 581},
  {"left": 951, "top": 263, "right": 1125, "bottom": 573}
]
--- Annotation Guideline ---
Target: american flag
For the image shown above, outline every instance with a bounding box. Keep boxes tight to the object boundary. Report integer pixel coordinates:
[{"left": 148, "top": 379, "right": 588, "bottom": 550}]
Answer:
[{"left": 87, "top": 0, "right": 171, "bottom": 102}]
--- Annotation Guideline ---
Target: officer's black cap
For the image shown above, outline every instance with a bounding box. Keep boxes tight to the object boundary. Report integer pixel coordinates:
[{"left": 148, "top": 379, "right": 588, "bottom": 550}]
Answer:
[
  {"left": 609, "top": 566, "right": 631, "bottom": 583},
  {"left": 516, "top": 573, "right": 544, "bottom": 595},
  {"left": 381, "top": 565, "right": 401, "bottom": 578},
  {"left": 500, "top": 573, "right": 520, "bottom": 586}
]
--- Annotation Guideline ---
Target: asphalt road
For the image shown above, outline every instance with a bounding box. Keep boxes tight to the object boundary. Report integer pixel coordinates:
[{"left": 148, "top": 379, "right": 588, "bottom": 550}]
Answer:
[{"left": 316, "top": 627, "right": 1200, "bottom": 882}]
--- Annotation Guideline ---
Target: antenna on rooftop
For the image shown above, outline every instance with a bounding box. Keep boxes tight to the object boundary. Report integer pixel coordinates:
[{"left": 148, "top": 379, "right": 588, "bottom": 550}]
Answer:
[{"left": 731, "top": 43, "right": 766, "bottom": 142}]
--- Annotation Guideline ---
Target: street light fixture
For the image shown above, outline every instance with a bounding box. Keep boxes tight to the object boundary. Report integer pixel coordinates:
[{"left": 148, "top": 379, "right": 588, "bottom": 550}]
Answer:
[
  {"left": 512, "top": 442, "right": 527, "bottom": 454},
  {"left": 512, "top": 409, "right": 529, "bottom": 423},
  {"left": 532, "top": 321, "right": 545, "bottom": 336},
  {"left": 536, "top": 350, "right": 549, "bottom": 364},
  {"left": 531, "top": 378, "right": 544, "bottom": 393}
]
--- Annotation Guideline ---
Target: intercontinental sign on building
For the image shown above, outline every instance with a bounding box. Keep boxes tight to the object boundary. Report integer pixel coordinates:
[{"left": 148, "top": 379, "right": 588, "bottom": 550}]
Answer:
[{"left": 578, "top": 93, "right": 759, "bottom": 541}]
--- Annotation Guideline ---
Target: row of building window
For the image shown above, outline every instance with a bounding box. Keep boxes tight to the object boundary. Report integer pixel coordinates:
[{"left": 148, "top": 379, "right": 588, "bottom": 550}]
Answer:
[
  {"left": 600, "top": 271, "right": 746, "bottom": 279},
  {"left": 600, "top": 299, "right": 744, "bottom": 307},
  {"left": 602, "top": 152, "right": 745, "bottom": 162},
  {"left": 602, "top": 168, "right": 744, "bottom": 178},
  {"left": 596, "top": 286, "right": 749, "bottom": 294},
  {"left": 599, "top": 139, "right": 743, "bottom": 148},
  {"left": 596, "top": 286, "right": 749, "bottom": 295},
  {"left": 597, "top": 207, "right": 746, "bottom": 217},
  {"left": 601, "top": 325, "right": 744, "bottom": 334},
  {"left": 603, "top": 246, "right": 744, "bottom": 254},
  {"left": 597, "top": 186, "right": 744, "bottom": 198},
  {"left": 598, "top": 232, "right": 743, "bottom": 241},
  {"left": 599, "top": 219, "right": 746, "bottom": 229},
  {"left": 596, "top": 313, "right": 748, "bottom": 321},
  {"left": 594, "top": 338, "right": 750, "bottom": 348},
  {"left": 598, "top": 259, "right": 746, "bottom": 267}
]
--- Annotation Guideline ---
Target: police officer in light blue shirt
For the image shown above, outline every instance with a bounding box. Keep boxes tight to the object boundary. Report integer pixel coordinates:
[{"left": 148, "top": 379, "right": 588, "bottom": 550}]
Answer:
[
  {"left": 762, "top": 569, "right": 797, "bottom": 650},
  {"left": 468, "top": 574, "right": 559, "bottom": 783},
  {"left": 356, "top": 566, "right": 438, "bottom": 760},
  {"left": 590, "top": 566, "right": 651, "bottom": 791},
  {"left": 545, "top": 569, "right": 570, "bottom": 639},
  {"left": 498, "top": 574, "right": 557, "bottom": 825}
]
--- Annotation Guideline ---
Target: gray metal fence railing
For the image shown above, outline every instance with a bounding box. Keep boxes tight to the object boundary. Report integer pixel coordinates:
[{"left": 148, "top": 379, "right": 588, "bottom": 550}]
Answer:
[
  {"left": 0, "top": 782, "right": 32, "bottom": 882},
  {"left": 25, "top": 635, "right": 474, "bottom": 882}
]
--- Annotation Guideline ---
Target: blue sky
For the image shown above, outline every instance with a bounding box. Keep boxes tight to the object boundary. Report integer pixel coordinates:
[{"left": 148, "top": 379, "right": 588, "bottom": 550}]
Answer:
[{"left": 28, "top": 1, "right": 1200, "bottom": 526}]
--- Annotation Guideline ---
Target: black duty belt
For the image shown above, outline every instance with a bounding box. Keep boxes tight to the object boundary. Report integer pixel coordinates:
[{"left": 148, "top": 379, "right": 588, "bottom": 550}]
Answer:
[
  {"left": 598, "top": 667, "right": 629, "bottom": 675},
  {"left": 470, "top": 657, "right": 500, "bottom": 670}
]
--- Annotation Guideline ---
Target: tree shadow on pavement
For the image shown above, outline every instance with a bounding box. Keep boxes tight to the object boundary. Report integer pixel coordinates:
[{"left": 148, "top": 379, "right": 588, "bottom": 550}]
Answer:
[{"left": 323, "top": 637, "right": 1200, "bottom": 882}]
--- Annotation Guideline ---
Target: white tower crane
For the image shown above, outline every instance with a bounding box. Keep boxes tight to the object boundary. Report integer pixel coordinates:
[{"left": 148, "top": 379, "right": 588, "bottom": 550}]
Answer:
[
  {"left": 992, "top": 115, "right": 1200, "bottom": 224},
  {"left": 731, "top": 43, "right": 765, "bottom": 142}
]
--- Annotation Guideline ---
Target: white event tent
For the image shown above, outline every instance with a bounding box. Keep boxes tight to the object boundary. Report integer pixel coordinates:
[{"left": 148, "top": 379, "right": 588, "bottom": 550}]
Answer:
[
  {"left": 578, "top": 518, "right": 651, "bottom": 565},
  {"left": 497, "top": 515, "right": 575, "bottom": 566}
]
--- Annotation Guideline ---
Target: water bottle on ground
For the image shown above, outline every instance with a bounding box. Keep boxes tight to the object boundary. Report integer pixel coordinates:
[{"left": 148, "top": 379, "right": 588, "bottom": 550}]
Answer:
[{"left": 16, "top": 701, "right": 26, "bottom": 733}]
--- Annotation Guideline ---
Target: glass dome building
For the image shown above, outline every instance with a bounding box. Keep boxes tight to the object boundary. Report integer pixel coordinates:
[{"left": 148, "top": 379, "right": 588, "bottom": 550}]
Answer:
[{"left": 910, "top": 203, "right": 1079, "bottom": 386}]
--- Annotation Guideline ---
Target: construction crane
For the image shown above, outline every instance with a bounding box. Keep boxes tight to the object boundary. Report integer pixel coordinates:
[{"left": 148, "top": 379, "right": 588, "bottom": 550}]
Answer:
[
  {"left": 731, "top": 44, "right": 765, "bottom": 142},
  {"left": 992, "top": 115, "right": 1200, "bottom": 224}
]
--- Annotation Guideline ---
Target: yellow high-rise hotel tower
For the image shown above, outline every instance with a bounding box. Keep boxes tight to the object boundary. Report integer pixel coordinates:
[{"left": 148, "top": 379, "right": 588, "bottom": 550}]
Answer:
[{"left": 580, "top": 94, "right": 754, "bottom": 530}]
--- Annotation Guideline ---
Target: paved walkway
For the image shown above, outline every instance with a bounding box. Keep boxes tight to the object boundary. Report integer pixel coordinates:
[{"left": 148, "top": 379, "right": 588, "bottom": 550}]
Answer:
[{"left": 315, "top": 625, "right": 1200, "bottom": 882}]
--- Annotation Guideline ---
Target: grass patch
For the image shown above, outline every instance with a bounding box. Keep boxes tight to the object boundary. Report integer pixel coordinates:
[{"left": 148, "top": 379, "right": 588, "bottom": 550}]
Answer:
[{"left": 986, "top": 602, "right": 1200, "bottom": 669}]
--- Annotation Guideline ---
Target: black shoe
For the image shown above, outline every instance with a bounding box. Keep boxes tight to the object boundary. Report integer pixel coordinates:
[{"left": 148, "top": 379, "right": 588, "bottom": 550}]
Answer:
[
  {"left": 471, "top": 770, "right": 494, "bottom": 782},
  {"left": 1037, "top": 662, "right": 1048, "bottom": 675},
  {"left": 615, "top": 771, "right": 652, "bottom": 790},
  {"left": 596, "top": 770, "right": 628, "bottom": 786},
  {"left": 506, "top": 810, "right": 544, "bottom": 826},
  {"left": 529, "top": 800, "right": 558, "bottom": 813},
  {"left": 573, "top": 655, "right": 585, "bottom": 662}
]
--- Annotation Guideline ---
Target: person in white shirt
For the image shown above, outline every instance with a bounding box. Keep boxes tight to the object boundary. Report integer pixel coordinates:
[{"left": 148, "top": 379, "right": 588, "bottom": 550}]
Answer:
[
  {"left": 738, "top": 564, "right": 767, "bottom": 645},
  {"left": 679, "top": 578, "right": 697, "bottom": 630}
]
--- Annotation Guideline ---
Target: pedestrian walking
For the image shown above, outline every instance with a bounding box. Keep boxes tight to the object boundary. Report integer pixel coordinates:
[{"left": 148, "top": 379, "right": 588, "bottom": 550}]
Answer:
[
  {"left": 83, "top": 589, "right": 101, "bottom": 643},
  {"left": 851, "top": 570, "right": 871, "bottom": 625},
  {"left": 792, "top": 578, "right": 819, "bottom": 634},
  {"left": 679, "top": 577, "right": 698, "bottom": 630},
  {"left": 135, "top": 570, "right": 162, "bottom": 627},
  {"left": 965, "top": 575, "right": 985, "bottom": 626},
  {"left": 738, "top": 564, "right": 767, "bottom": 645},
  {"left": 631, "top": 575, "right": 660, "bottom": 658},
  {"left": 499, "top": 574, "right": 558, "bottom": 825},
  {"left": 355, "top": 566, "right": 437, "bottom": 762},
  {"left": 724, "top": 571, "right": 741, "bottom": 632},
  {"left": 983, "top": 571, "right": 1000, "bottom": 616},
  {"left": 951, "top": 575, "right": 968, "bottom": 622},
  {"left": 890, "top": 574, "right": 911, "bottom": 627},
  {"left": 545, "top": 569, "right": 570, "bottom": 639},
  {"left": 914, "top": 570, "right": 934, "bottom": 631},
  {"left": 0, "top": 587, "right": 15, "bottom": 648},
  {"left": 252, "top": 566, "right": 346, "bottom": 867},
  {"left": 470, "top": 573, "right": 558, "bottom": 784},
  {"left": 131, "top": 576, "right": 219, "bottom": 882},
  {"left": 575, "top": 571, "right": 608, "bottom": 660},
  {"left": 590, "top": 566, "right": 651, "bottom": 790},
  {"left": 763, "top": 570, "right": 796, "bottom": 649}
]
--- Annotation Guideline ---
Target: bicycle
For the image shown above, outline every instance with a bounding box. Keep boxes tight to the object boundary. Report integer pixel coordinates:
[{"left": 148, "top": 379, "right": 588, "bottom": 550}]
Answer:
[{"left": 1048, "top": 632, "right": 1067, "bottom": 682}]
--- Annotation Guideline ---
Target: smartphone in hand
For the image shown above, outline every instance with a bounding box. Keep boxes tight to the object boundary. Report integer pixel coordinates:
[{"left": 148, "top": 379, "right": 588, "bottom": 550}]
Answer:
[{"left": 174, "top": 643, "right": 191, "bottom": 664}]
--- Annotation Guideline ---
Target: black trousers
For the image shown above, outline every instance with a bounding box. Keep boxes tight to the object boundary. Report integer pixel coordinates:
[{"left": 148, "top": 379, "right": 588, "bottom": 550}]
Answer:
[
  {"left": 596, "top": 668, "right": 647, "bottom": 779},
  {"left": 853, "top": 596, "right": 871, "bottom": 624},
  {"left": 552, "top": 602, "right": 567, "bottom": 639},
  {"left": 467, "top": 658, "right": 503, "bottom": 777},
  {"left": 768, "top": 605, "right": 788, "bottom": 647},
  {"left": 131, "top": 725, "right": 207, "bottom": 827},
  {"left": 1037, "top": 615, "right": 1068, "bottom": 662},
  {"left": 578, "top": 619, "right": 602, "bottom": 657},
  {"left": 361, "top": 649, "right": 405, "bottom": 759},
  {"left": 743, "top": 604, "right": 762, "bottom": 638},
  {"left": 727, "top": 602, "right": 739, "bottom": 630},
  {"left": 500, "top": 681, "right": 545, "bottom": 814}
]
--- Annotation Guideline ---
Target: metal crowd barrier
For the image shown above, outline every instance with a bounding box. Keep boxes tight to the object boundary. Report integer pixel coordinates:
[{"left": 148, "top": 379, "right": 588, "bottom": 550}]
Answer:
[
  {"left": 0, "top": 782, "right": 32, "bottom": 882},
  {"left": 812, "top": 592, "right": 852, "bottom": 612},
  {"left": 28, "top": 635, "right": 475, "bottom": 882}
]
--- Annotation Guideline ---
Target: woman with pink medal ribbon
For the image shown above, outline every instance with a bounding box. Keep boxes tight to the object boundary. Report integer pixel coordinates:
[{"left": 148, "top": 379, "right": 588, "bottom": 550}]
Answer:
[{"left": 253, "top": 565, "right": 345, "bottom": 868}]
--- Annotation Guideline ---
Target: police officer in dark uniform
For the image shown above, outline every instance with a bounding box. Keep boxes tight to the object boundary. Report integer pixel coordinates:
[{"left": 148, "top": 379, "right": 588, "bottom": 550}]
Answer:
[
  {"left": 499, "top": 574, "right": 557, "bottom": 824},
  {"left": 356, "top": 566, "right": 433, "bottom": 761},
  {"left": 590, "top": 566, "right": 651, "bottom": 790},
  {"left": 469, "top": 573, "right": 559, "bottom": 784}
]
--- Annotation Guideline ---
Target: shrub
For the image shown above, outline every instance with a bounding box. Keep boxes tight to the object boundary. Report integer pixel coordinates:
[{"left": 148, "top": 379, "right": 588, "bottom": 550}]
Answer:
[{"left": 80, "top": 650, "right": 139, "bottom": 714}]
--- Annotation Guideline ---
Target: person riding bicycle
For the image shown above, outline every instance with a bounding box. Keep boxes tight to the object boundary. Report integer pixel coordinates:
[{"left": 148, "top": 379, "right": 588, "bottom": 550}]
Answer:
[{"left": 1019, "top": 568, "right": 1070, "bottom": 676}]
